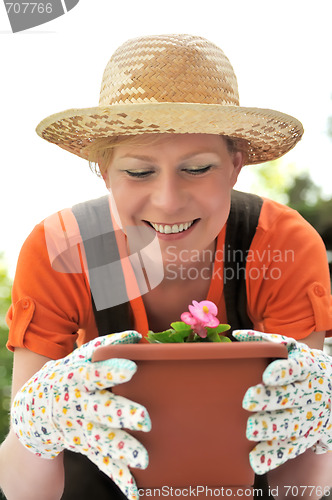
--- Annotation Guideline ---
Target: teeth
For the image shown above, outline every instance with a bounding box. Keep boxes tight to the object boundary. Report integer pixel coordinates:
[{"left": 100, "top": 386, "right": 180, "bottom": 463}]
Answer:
[{"left": 150, "top": 220, "right": 195, "bottom": 234}]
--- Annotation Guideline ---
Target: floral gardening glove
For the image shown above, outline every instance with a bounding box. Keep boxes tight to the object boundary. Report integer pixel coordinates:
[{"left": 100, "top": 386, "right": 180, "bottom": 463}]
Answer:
[
  {"left": 11, "top": 331, "right": 151, "bottom": 500},
  {"left": 233, "top": 330, "right": 332, "bottom": 475}
]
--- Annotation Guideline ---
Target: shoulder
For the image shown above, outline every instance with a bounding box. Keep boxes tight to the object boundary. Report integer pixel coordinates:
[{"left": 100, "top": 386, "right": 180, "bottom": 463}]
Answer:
[
  {"left": 258, "top": 197, "right": 315, "bottom": 233},
  {"left": 256, "top": 197, "right": 325, "bottom": 252},
  {"left": 18, "top": 195, "right": 111, "bottom": 275},
  {"left": 9, "top": 206, "right": 97, "bottom": 358},
  {"left": 13, "top": 202, "right": 93, "bottom": 300},
  {"left": 247, "top": 197, "right": 328, "bottom": 279},
  {"left": 16, "top": 219, "right": 50, "bottom": 272},
  {"left": 17, "top": 207, "right": 80, "bottom": 275}
]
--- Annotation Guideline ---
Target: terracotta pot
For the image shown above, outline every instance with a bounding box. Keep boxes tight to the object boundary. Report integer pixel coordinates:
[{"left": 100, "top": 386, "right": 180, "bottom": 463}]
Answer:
[{"left": 92, "top": 342, "right": 288, "bottom": 499}]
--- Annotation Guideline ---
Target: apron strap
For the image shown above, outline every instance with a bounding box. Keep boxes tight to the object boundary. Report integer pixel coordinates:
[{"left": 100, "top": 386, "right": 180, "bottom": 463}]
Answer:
[{"left": 224, "top": 190, "right": 263, "bottom": 331}]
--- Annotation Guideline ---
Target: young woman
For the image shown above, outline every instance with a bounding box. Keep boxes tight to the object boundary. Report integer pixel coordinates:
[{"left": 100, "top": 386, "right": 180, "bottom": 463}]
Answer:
[{"left": 1, "top": 34, "right": 331, "bottom": 500}]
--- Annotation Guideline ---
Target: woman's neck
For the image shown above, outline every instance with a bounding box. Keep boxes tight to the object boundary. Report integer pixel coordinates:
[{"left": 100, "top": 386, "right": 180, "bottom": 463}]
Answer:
[
  {"left": 142, "top": 274, "right": 212, "bottom": 333},
  {"left": 162, "top": 239, "right": 216, "bottom": 283}
]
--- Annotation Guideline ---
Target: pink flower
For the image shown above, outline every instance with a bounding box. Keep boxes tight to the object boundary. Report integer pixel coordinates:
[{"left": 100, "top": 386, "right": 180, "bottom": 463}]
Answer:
[{"left": 181, "top": 300, "right": 219, "bottom": 338}]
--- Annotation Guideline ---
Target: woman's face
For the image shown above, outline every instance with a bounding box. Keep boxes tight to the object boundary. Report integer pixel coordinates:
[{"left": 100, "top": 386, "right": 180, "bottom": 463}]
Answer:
[{"left": 105, "top": 134, "right": 243, "bottom": 263}]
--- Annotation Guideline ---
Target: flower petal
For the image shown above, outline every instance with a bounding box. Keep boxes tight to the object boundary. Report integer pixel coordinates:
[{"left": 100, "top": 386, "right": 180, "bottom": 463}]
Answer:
[
  {"left": 200, "top": 301, "right": 218, "bottom": 316},
  {"left": 206, "top": 316, "right": 220, "bottom": 328},
  {"left": 188, "top": 307, "right": 207, "bottom": 323},
  {"left": 180, "top": 312, "right": 197, "bottom": 326}
]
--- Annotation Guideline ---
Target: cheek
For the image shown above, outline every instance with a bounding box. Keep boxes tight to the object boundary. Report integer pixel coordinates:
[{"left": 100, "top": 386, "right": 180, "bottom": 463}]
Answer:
[
  {"left": 107, "top": 176, "right": 130, "bottom": 226},
  {"left": 211, "top": 200, "right": 231, "bottom": 230},
  {"left": 108, "top": 180, "right": 143, "bottom": 226},
  {"left": 203, "top": 179, "right": 231, "bottom": 213},
  {"left": 202, "top": 183, "right": 231, "bottom": 231}
]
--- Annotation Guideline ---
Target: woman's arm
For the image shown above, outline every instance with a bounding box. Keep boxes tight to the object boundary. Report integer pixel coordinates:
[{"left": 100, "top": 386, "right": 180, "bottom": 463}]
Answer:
[
  {"left": 0, "top": 348, "right": 65, "bottom": 500},
  {"left": 298, "top": 330, "right": 326, "bottom": 350}
]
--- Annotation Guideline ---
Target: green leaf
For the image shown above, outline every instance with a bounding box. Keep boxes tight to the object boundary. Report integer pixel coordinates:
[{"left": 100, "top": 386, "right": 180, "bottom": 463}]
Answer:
[
  {"left": 206, "top": 324, "right": 232, "bottom": 342},
  {"left": 170, "top": 321, "right": 192, "bottom": 332},
  {"left": 146, "top": 337, "right": 161, "bottom": 344},
  {"left": 212, "top": 324, "right": 231, "bottom": 334},
  {"left": 169, "top": 329, "right": 191, "bottom": 343},
  {"left": 147, "top": 329, "right": 176, "bottom": 343},
  {"left": 206, "top": 325, "right": 230, "bottom": 336},
  {"left": 147, "top": 323, "right": 232, "bottom": 344},
  {"left": 147, "top": 328, "right": 192, "bottom": 343},
  {"left": 219, "top": 336, "right": 232, "bottom": 343},
  {"left": 206, "top": 329, "right": 222, "bottom": 342}
]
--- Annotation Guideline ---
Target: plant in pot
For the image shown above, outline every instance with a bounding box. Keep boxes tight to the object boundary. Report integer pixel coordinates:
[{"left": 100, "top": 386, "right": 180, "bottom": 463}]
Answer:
[
  {"left": 146, "top": 300, "right": 232, "bottom": 344},
  {"left": 93, "top": 300, "right": 288, "bottom": 499}
]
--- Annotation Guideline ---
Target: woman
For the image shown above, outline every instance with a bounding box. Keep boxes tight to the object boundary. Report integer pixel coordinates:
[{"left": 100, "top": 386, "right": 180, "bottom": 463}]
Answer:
[{"left": 1, "top": 34, "right": 332, "bottom": 500}]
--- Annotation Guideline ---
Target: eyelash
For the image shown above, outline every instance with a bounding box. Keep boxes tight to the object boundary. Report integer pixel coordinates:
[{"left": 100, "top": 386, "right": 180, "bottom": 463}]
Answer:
[
  {"left": 183, "top": 165, "right": 213, "bottom": 175},
  {"left": 124, "top": 170, "right": 154, "bottom": 178},
  {"left": 124, "top": 165, "right": 213, "bottom": 178}
]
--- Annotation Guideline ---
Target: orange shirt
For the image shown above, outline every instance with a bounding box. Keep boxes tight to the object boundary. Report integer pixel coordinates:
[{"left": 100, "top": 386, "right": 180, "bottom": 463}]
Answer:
[{"left": 6, "top": 196, "right": 332, "bottom": 359}]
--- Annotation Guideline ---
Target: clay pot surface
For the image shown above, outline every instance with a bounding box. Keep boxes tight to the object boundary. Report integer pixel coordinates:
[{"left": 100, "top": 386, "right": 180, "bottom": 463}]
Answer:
[{"left": 92, "top": 342, "right": 288, "bottom": 493}]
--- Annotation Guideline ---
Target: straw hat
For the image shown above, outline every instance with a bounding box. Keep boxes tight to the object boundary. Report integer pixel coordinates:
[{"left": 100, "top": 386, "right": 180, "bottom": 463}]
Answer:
[{"left": 36, "top": 34, "right": 303, "bottom": 165}]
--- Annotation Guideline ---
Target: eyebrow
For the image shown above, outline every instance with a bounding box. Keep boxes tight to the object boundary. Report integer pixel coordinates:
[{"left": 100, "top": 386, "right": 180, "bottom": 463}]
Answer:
[
  {"left": 119, "top": 154, "right": 157, "bottom": 162},
  {"left": 118, "top": 151, "right": 217, "bottom": 162}
]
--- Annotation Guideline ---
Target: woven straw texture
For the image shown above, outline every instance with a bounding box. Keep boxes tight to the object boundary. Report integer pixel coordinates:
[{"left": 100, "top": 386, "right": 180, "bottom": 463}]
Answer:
[{"left": 36, "top": 34, "right": 304, "bottom": 164}]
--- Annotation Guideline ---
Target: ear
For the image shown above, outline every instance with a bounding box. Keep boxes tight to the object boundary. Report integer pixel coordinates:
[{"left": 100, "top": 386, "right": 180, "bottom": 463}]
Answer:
[
  {"left": 102, "top": 169, "right": 111, "bottom": 190},
  {"left": 230, "top": 151, "right": 244, "bottom": 187}
]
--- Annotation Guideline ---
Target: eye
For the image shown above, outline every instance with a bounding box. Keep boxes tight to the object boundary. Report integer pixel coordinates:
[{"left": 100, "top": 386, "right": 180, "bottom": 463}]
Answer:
[
  {"left": 183, "top": 165, "right": 213, "bottom": 175},
  {"left": 124, "top": 169, "right": 154, "bottom": 178}
]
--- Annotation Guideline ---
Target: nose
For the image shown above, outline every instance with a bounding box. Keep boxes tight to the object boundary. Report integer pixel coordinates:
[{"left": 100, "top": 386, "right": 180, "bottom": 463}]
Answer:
[{"left": 151, "top": 172, "right": 188, "bottom": 215}]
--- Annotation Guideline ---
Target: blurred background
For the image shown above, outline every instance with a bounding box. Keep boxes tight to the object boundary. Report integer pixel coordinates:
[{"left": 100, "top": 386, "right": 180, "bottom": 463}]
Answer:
[{"left": 0, "top": 0, "right": 331, "bottom": 469}]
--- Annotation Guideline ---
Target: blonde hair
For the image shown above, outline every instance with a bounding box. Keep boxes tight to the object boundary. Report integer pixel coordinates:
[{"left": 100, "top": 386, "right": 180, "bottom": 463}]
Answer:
[{"left": 87, "top": 134, "right": 249, "bottom": 177}]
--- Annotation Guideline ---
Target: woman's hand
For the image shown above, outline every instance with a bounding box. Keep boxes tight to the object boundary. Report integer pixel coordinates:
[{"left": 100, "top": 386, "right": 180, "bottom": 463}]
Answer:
[
  {"left": 11, "top": 331, "right": 151, "bottom": 500},
  {"left": 233, "top": 330, "right": 332, "bottom": 475}
]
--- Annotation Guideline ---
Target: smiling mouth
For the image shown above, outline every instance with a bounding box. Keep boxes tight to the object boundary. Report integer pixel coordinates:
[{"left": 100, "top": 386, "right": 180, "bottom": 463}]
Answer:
[{"left": 146, "top": 219, "right": 198, "bottom": 234}]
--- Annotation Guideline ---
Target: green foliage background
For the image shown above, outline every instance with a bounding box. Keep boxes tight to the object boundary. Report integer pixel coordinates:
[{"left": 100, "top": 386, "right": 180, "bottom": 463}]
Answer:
[
  {"left": 0, "top": 253, "right": 13, "bottom": 445},
  {"left": 245, "top": 163, "right": 332, "bottom": 280}
]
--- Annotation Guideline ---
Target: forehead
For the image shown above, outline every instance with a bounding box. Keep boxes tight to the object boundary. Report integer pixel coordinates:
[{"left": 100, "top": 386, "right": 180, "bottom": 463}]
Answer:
[{"left": 112, "top": 133, "right": 228, "bottom": 160}]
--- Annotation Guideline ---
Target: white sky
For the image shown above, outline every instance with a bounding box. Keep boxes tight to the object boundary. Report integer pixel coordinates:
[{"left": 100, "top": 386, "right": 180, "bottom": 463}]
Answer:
[{"left": 1, "top": 0, "right": 332, "bottom": 277}]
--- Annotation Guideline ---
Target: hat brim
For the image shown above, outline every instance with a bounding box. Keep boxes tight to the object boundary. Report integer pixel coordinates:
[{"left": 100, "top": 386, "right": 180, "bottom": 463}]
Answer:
[{"left": 36, "top": 102, "right": 303, "bottom": 165}]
